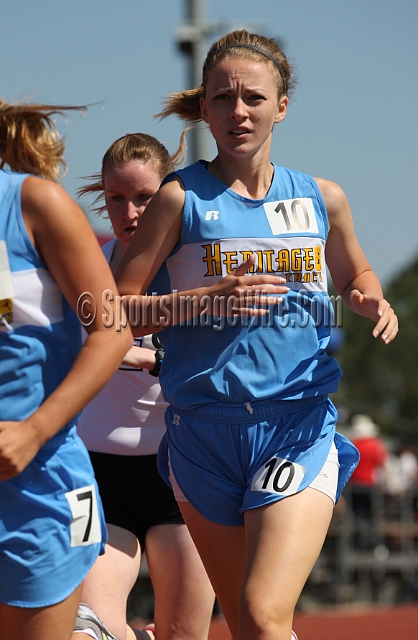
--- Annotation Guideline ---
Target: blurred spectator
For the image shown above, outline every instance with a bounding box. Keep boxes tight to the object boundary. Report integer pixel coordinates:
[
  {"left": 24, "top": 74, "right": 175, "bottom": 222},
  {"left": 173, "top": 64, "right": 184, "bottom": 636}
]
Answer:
[
  {"left": 383, "top": 444, "right": 418, "bottom": 498},
  {"left": 399, "top": 446, "right": 418, "bottom": 492},
  {"left": 349, "top": 414, "right": 388, "bottom": 488},
  {"left": 348, "top": 415, "right": 388, "bottom": 527},
  {"left": 383, "top": 449, "right": 405, "bottom": 496}
]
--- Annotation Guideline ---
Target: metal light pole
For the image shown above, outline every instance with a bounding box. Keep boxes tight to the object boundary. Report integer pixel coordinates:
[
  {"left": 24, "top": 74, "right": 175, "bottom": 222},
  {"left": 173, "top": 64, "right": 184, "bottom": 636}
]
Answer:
[{"left": 176, "top": 0, "right": 212, "bottom": 162}]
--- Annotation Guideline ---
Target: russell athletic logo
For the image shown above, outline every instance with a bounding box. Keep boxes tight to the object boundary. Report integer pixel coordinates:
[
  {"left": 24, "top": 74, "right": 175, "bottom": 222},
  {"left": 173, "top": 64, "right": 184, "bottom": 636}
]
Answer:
[{"left": 205, "top": 210, "right": 220, "bottom": 220}]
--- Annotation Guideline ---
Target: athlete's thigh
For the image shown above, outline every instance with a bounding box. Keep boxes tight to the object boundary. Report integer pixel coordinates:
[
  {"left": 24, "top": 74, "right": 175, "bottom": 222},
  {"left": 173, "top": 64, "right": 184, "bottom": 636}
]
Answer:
[
  {"left": 0, "top": 583, "right": 82, "bottom": 640},
  {"left": 146, "top": 523, "right": 214, "bottom": 640},
  {"left": 179, "top": 502, "right": 245, "bottom": 639},
  {"left": 243, "top": 487, "right": 334, "bottom": 616}
]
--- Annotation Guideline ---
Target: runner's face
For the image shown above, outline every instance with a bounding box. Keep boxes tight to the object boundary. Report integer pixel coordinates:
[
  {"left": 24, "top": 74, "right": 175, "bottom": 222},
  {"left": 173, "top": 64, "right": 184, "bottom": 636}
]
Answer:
[
  {"left": 200, "top": 56, "right": 287, "bottom": 159},
  {"left": 104, "top": 160, "right": 161, "bottom": 249}
]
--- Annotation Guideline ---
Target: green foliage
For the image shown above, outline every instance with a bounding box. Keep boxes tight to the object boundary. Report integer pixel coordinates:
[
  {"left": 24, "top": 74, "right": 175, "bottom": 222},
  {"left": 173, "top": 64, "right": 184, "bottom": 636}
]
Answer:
[{"left": 332, "top": 256, "right": 418, "bottom": 444}]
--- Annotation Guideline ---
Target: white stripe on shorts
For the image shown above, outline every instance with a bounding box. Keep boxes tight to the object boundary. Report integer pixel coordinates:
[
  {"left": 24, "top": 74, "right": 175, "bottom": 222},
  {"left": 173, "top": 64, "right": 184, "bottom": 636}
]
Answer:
[{"left": 308, "top": 441, "right": 339, "bottom": 503}]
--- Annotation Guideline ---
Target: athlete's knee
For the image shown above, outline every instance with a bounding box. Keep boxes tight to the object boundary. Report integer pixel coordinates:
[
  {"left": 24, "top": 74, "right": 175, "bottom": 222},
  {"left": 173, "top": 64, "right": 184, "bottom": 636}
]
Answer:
[
  {"left": 238, "top": 592, "right": 293, "bottom": 640},
  {"left": 237, "top": 612, "right": 293, "bottom": 640}
]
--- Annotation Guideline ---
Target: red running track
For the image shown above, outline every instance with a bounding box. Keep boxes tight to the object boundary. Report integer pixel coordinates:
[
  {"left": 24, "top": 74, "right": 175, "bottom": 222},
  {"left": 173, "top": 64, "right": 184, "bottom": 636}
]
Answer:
[{"left": 208, "top": 604, "right": 418, "bottom": 640}]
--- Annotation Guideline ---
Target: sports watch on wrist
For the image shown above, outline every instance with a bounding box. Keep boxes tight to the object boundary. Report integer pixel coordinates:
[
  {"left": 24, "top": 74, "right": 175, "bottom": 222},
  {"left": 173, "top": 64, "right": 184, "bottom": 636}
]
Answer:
[{"left": 149, "top": 347, "right": 164, "bottom": 377}]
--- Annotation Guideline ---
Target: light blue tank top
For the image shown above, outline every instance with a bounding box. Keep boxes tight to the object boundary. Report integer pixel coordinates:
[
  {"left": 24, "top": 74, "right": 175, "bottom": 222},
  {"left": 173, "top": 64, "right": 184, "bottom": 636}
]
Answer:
[
  {"left": 152, "top": 161, "right": 342, "bottom": 409},
  {"left": 0, "top": 169, "right": 82, "bottom": 426}
]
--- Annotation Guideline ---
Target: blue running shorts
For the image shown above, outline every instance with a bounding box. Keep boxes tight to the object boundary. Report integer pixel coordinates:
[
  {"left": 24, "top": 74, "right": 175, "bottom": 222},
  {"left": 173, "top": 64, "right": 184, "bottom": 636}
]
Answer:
[
  {"left": 0, "top": 425, "right": 107, "bottom": 607},
  {"left": 158, "top": 396, "right": 359, "bottom": 526}
]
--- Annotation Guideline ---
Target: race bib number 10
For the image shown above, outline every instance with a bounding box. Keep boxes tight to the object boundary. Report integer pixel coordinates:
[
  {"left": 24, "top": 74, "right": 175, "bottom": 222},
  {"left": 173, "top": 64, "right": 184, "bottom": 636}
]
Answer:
[
  {"left": 264, "top": 198, "right": 319, "bottom": 236},
  {"left": 65, "top": 484, "right": 102, "bottom": 547},
  {"left": 251, "top": 456, "right": 306, "bottom": 497}
]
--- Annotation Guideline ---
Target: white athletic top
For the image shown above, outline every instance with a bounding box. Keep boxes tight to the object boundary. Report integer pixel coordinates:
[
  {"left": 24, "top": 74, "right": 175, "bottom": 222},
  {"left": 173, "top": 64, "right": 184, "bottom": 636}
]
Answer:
[{"left": 76, "top": 239, "right": 167, "bottom": 455}]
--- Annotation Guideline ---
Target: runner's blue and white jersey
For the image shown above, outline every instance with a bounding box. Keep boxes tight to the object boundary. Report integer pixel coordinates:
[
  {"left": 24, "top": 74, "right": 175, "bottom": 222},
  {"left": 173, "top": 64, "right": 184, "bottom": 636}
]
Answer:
[
  {"left": 0, "top": 169, "right": 82, "bottom": 425},
  {"left": 153, "top": 161, "right": 342, "bottom": 409}
]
